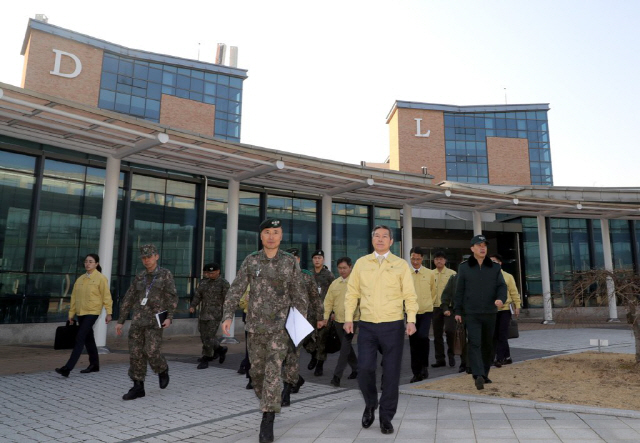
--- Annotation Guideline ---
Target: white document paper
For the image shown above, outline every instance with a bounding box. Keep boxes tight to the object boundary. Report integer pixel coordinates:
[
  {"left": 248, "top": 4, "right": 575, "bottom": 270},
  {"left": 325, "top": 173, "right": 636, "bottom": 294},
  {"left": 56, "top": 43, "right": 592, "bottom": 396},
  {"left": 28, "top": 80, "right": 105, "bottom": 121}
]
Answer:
[{"left": 285, "top": 307, "right": 314, "bottom": 347}]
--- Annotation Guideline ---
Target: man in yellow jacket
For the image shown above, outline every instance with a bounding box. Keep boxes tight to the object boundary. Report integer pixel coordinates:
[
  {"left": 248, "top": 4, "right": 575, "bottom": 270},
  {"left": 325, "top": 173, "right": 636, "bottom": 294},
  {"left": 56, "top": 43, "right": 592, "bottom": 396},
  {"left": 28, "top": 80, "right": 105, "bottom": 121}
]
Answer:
[
  {"left": 431, "top": 251, "right": 457, "bottom": 368},
  {"left": 490, "top": 253, "right": 521, "bottom": 366},
  {"left": 344, "top": 225, "right": 418, "bottom": 435},
  {"left": 408, "top": 246, "right": 434, "bottom": 382}
]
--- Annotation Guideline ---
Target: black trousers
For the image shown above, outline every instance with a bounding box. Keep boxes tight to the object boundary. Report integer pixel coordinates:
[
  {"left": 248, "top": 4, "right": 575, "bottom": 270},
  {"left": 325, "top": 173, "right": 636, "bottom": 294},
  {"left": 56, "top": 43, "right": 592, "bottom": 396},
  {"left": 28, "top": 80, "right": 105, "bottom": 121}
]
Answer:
[
  {"left": 65, "top": 314, "right": 99, "bottom": 370},
  {"left": 494, "top": 310, "right": 512, "bottom": 361},
  {"left": 409, "top": 312, "right": 432, "bottom": 376},
  {"left": 432, "top": 307, "right": 455, "bottom": 363},
  {"left": 357, "top": 320, "right": 404, "bottom": 423},
  {"left": 334, "top": 321, "right": 358, "bottom": 378},
  {"left": 465, "top": 313, "right": 496, "bottom": 378}
]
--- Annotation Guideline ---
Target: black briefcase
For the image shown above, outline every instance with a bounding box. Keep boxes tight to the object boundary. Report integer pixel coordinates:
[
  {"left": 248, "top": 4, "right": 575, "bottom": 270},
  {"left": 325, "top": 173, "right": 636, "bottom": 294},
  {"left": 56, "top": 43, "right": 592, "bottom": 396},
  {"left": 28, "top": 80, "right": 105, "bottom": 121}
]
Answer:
[{"left": 54, "top": 321, "right": 79, "bottom": 350}]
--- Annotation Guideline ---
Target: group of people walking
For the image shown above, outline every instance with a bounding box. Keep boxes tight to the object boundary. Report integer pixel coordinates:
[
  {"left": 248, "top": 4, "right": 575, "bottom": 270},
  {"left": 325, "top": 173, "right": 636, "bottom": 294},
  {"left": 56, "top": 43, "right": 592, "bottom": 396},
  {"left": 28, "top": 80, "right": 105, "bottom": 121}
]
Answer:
[{"left": 54, "top": 218, "right": 521, "bottom": 443}]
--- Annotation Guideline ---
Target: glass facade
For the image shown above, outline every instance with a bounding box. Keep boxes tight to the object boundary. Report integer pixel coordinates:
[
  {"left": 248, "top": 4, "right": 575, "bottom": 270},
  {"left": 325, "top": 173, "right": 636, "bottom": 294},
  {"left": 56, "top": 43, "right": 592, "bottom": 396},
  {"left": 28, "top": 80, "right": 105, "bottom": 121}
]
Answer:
[
  {"left": 443, "top": 110, "right": 552, "bottom": 185},
  {"left": 331, "top": 203, "right": 370, "bottom": 274},
  {"left": 374, "top": 207, "right": 402, "bottom": 256},
  {"left": 98, "top": 53, "right": 243, "bottom": 141}
]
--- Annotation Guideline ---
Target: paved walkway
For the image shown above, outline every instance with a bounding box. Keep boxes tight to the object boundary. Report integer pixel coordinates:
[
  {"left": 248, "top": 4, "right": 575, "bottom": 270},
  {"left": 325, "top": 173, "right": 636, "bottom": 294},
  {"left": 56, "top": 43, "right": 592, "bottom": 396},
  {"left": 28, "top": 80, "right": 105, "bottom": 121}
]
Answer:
[{"left": 1, "top": 327, "right": 638, "bottom": 442}]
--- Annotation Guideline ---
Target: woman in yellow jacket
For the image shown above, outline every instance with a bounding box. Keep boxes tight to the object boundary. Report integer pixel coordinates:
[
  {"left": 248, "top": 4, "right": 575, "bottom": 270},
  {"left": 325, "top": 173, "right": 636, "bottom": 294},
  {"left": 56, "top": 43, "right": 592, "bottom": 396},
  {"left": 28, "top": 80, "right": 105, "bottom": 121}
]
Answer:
[
  {"left": 489, "top": 254, "right": 521, "bottom": 367},
  {"left": 55, "top": 253, "right": 113, "bottom": 377}
]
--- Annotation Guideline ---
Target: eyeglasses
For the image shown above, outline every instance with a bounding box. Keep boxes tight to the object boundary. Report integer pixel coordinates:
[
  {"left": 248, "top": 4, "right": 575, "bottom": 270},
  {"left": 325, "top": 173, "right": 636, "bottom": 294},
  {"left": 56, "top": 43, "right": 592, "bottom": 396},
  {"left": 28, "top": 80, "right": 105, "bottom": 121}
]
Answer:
[{"left": 84, "top": 261, "right": 96, "bottom": 264}]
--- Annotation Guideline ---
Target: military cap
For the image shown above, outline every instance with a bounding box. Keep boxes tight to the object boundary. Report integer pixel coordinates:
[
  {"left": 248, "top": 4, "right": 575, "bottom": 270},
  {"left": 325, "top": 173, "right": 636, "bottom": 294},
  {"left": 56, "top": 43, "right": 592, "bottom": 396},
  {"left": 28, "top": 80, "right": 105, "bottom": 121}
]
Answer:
[
  {"left": 470, "top": 235, "right": 489, "bottom": 246},
  {"left": 259, "top": 218, "right": 282, "bottom": 232},
  {"left": 286, "top": 248, "right": 300, "bottom": 257},
  {"left": 312, "top": 249, "right": 324, "bottom": 257},
  {"left": 203, "top": 262, "right": 220, "bottom": 272},
  {"left": 139, "top": 244, "right": 159, "bottom": 257}
]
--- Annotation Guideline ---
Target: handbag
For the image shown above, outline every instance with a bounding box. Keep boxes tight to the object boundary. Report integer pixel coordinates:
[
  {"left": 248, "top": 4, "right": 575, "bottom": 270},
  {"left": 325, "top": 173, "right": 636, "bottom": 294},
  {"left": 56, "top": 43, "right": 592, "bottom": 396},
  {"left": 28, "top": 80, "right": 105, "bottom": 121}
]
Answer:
[
  {"left": 508, "top": 318, "right": 519, "bottom": 339},
  {"left": 453, "top": 322, "right": 466, "bottom": 355},
  {"left": 54, "top": 320, "right": 79, "bottom": 350},
  {"left": 324, "top": 320, "right": 342, "bottom": 354}
]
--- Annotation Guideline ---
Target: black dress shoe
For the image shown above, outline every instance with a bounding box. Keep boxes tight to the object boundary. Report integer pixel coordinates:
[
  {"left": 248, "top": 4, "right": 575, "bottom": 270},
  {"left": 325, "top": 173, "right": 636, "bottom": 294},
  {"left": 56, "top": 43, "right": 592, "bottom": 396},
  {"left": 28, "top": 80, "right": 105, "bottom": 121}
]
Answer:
[
  {"left": 421, "top": 367, "right": 429, "bottom": 379},
  {"left": 410, "top": 374, "right": 423, "bottom": 383},
  {"left": 483, "top": 376, "right": 492, "bottom": 384},
  {"left": 217, "top": 346, "right": 228, "bottom": 364},
  {"left": 493, "top": 360, "right": 502, "bottom": 368},
  {"left": 347, "top": 371, "right": 358, "bottom": 380},
  {"left": 307, "top": 354, "right": 318, "bottom": 370},
  {"left": 504, "top": 357, "right": 513, "bottom": 365},
  {"left": 380, "top": 420, "right": 394, "bottom": 434},
  {"left": 362, "top": 406, "right": 376, "bottom": 428},
  {"left": 431, "top": 361, "right": 446, "bottom": 368},
  {"left": 158, "top": 369, "right": 169, "bottom": 389},
  {"left": 475, "top": 376, "right": 484, "bottom": 390},
  {"left": 80, "top": 365, "right": 99, "bottom": 374},
  {"left": 246, "top": 377, "right": 253, "bottom": 389},
  {"left": 458, "top": 365, "right": 467, "bottom": 373},
  {"left": 55, "top": 366, "right": 70, "bottom": 377},
  {"left": 448, "top": 355, "right": 456, "bottom": 367},
  {"left": 330, "top": 375, "right": 340, "bottom": 387}
]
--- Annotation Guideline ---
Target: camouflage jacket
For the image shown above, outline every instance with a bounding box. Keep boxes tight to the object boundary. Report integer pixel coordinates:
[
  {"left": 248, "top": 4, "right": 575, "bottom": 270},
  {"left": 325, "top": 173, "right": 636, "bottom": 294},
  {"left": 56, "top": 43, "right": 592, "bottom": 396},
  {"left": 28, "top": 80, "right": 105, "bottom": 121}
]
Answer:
[
  {"left": 223, "top": 249, "right": 308, "bottom": 334},
  {"left": 118, "top": 266, "right": 178, "bottom": 328},
  {"left": 191, "top": 277, "right": 230, "bottom": 321},
  {"left": 302, "top": 269, "right": 323, "bottom": 321},
  {"left": 312, "top": 267, "right": 335, "bottom": 302}
]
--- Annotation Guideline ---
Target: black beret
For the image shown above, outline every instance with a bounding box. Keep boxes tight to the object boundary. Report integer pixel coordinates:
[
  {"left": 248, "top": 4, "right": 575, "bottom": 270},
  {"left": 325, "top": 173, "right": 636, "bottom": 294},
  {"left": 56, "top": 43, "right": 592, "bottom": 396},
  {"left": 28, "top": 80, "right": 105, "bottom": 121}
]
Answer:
[
  {"left": 203, "top": 263, "right": 220, "bottom": 272},
  {"left": 312, "top": 249, "right": 324, "bottom": 257},
  {"left": 286, "top": 248, "right": 299, "bottom": 257},
  {"left": 259, "top": 218, "right": 282, "bottom": 232}
]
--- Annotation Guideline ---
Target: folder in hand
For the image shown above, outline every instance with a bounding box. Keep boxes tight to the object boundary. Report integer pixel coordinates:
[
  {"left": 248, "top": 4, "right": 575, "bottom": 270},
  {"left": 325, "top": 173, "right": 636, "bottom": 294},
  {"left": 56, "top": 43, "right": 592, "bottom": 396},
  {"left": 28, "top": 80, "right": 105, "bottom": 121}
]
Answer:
[
  {"left": 285, "top": 307, "right": 314, "bottom": 346},
  {"left": 156, "top": 310, "right": 168, "bottom": 328}
]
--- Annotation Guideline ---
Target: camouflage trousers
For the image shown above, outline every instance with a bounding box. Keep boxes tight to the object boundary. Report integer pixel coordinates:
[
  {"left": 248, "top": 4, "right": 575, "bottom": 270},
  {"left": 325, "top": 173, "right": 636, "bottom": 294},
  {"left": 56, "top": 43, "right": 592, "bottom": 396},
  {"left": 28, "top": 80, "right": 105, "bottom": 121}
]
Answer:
[
  {"left": 302, "top": 325, "right": 328, "bottom": 361},
  {"left": 248, "top": 330, "right": 289, "bottom": 413},
  {"left": 282, "top": 340, "right": 301, "bottom": 385},
  {"left": 128, "top": 325, "right": 168, "bottom": 381},
  {"left": 199, "top": 319, "right": 221, "bottom": 357}
]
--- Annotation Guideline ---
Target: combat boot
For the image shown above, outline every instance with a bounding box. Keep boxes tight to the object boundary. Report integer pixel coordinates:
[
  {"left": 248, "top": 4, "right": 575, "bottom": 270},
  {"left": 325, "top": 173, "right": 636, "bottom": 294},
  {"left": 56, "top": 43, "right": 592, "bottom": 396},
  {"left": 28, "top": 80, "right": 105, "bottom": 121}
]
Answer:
[
  {"left": 246, "top": 376, "right": 253, "bottom": 390},
  {"left": 314, "top": 359, "right": 324, "bottom": 376},
  {"left": 217, "top": 346, "right": 228, "bottom": 364},
  {"left": 158, "top": 369, "right": 170, "bottom": 389},
  {"left": 122, "top": 381, "right": 145, "bottom": 400},
  {"left": 281, "top": 382, "right": 292, "bottom": 407},
  {"left": 291, "top": 375, "right": 305, "bottom": 393},
  {"left": 258, "top": 411, "right": 275, "bottom": 443},
  {"left": 307, "top": 352, "right": 318, "bottom": 370},
  {"left": 197, "top": 359, "right": 209, "bottom": 369}
]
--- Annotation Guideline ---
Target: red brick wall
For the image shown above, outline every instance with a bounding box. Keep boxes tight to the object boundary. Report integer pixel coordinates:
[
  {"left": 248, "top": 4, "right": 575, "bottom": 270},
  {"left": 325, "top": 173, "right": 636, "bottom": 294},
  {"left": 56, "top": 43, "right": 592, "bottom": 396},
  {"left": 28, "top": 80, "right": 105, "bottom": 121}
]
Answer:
[
  {"left": 487, "top": 137, "right": 531, "bottom": 185},
  {"left": 159, "top": 94, "right": 215, "bottom": 137}
]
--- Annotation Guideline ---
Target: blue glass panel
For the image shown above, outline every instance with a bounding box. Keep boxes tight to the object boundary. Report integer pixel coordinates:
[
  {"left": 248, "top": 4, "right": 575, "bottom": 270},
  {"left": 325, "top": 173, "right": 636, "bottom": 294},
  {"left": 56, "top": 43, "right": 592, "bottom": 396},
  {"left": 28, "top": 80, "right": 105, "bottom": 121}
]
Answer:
[
  {"left": 486, "top": 129, "right": 495, "bottom": 137},
  {"left": 506, "top": 119, "right": 517, "bottom": 130},
  {"left": 517, "top": 119, "right": 526, "bottom": 130},
  {"left": 227, "top": 122, "right": 240, "bottom": 138},
  {"left": 453, "top": 115, "right": 463, "bottom": 126},
  {"left": 215, "top": 110, "right": 228, "bottom": 119},
  {"left": 507, "top": 130, "right": 518, "bottom": 138},
  {"left": 217, "top": 85, "right": 229, "bottom": 99},
  {"left": 133, "top": 63, "right": 148, "bottom": 80},
  {"left": 495, "top": 119, "right": 506, "bottom": 130},
  {"left": 162, "top": 85, "right": 175, "bottom": 95},
  {"left": 446, "top": 163, "right": 456, "bottom": 175},
  {"left": 114, "top": 93, "right": 130, "bottom": 113},
  {"left": 162, "top": 72, "right": 176, "bottom": 86},
  {"left": 541, "top": 150, "right": 551, "bottom": 161},
  {"left": 178, "top": 67, "right": 191, "bottom": 76},
  {"left": 229, "top": 77, "right": 242, "bottom": 88},
  {"left": 203, "top": 95, "right": 215, "bottom": 105},
  {"left": 528, "top": 132, "right": 540, "bottom": 142},
  {"left": 116, "top": 83, "right": 132, "bottom": 94},
  {"left": 478, "top": 156, "right": 487, "bottom": 164},
  {"left": 204, "top": 82, "right": 216, "bottom": 96},
  {"left": 473, "top": 117, "right": 483, "bottom": 127},
  {"left": 189, "top": 92, "right": 203, "bottom": 102},
  {"left": 478, "top": 164, "right": 488, "bottom": 176},
  {"left": 130, "top": 96, "right": 146, "bottom": 116},
  {"left": 458, "top": 163, "right": 468, "bottom": 175},
  {"left": 118, "top": 59, "right": 133, "bottom": 76},
  {"left": 445, "top": 140, "right": 455, "bottom": 152},
  {"left": 540, "top": 121, "right": 548, "bottom": 131},
  {"left": 133, "top": 78, "right": 147, "bottom": 89},
  {"left": 217, "top": 75, "right": 230, "bottom": 86},
  {"left": 164, "top": 65, "right": 177, "bottom": 73},
  {"left": 529, "top": 149, "right": 540, "bottom": 161},
  {"left": 190, "top": 78, "right": 204, "bottom": 93},
  {"left": 148, "top": 68, "right": 162, "bottom": 83},
  {"left": 228, "top": 114, "right": 241, "bottom": 123},
  {"left": 484, "top": 118, "right": 494, "bottom": 129},
  {"left": 518, "top": 131, "right": 527, "bottom": 138},
  {"left": 444, "top": 115, "right": 454, "bottom": 126},
  {"left": 229, "top": 88, "right": 241, "bottom": 101},
  {"left": 103, "top": 54, "right": 119, "bottom": 72},
  {"left": 526, "top": 111, "right": 536, "bottom": 119},
  {"left": 132, "top": 87, "right": 146, "bottom": 97},
  {"left": 468, "top": 163, "right": 478, "bottom": 176},
  {"left": 204, "top": 72, "right": 217, "bottom": 83},
  {"left": 216, "top": 99, "right": 228, "bottom": 112},
  {"left": 99, "top": 89, "right": 116, "bottom": 110},
  {"left": 516, "top": 112, "right": 526, "bottom": 119},
  {"left": 540, "top": 132, "right": 549, "bottom": 142},
  {"left": 496, "top": 113, "right": 506, "bottom": 118},
  {"left": 147, "top": 82, "right": 161, "bottom": 100},
  {"left": 0, "top": 151, "right": 36, "bottom": 173},
  {"left": 496, "top": 129, "right": 507, "bottom": 137},
  {"left": 176, "top": 75, "right": 190, "bottom": 89},
  {"left": 101, "top": 71, "right": 117, "bottom": 90},
  {"left": 117, "top": 75, "right": 132, "bottom": 86},
  {"left": 175, "top": 89, "right": 189, "bottom": 99},
  {"left": 191, "top": 70, "right": 204, "bottom": 79},
  {"left": 464, "top": 116, "right": 474, "bottom": 127},
  {"left": 145, "top": 99, "right": 160, "bottom": 119},
  {"left": 536, "top": 111, "right": 547, "bottom": 120},
  {"left": 216, "top": 120, "right": 228, "bottom": 134},
  {"left": 476, "top": 128, "right": 486, "bottom": 140},
  {"left": 228, "top": 101, "right": 240, "bottom": 115}
]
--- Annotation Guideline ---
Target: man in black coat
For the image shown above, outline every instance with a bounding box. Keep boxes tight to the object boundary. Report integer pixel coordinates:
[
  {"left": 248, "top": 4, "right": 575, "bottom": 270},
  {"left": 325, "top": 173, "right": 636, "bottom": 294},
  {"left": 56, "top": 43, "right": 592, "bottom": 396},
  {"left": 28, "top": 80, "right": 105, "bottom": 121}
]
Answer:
[{"left": 454, "top": 235, "right": 507, "bottom": 390}]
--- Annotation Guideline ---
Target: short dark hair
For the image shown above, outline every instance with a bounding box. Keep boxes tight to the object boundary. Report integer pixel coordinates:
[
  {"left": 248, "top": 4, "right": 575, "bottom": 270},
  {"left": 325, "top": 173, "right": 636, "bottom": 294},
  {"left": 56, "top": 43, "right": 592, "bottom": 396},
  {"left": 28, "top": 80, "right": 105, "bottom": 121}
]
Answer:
[
  {"left": 410, "top": 247, "right": 424, "bottom": 256},
  {"left": 490, "top": 253, "right": 504, "bottom": 263},
  {"left": 371, "top": 225, "right": 393, "bottom": 240},
  {"left": 433, "top": 250, "right": 447, "bottom": 259},
  {"left": 336, "top": 256, "right": 352, "bottom": 267}
]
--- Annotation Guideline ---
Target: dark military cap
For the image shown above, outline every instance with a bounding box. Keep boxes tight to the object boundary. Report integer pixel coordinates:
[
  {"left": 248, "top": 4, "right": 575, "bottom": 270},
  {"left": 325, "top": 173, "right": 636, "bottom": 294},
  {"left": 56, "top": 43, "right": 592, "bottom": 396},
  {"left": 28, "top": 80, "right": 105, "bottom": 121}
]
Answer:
[
  {"left": 139, "top": 244, "right": 159, "bottom": 257},
  {"left": 286, "top": 248, "right": 299, "bottom": 257},
  {"left": 312, "top": 249, "right": 324, "bottom": 257},
  {"left": 470, "top": 235, "right": 489, "bottom": 246},
  {"left": 203, "top": 262, "right": 220, "bottom": 272},
  {"left": 259, "top": 218, "right": 282, "bottom": 232}
]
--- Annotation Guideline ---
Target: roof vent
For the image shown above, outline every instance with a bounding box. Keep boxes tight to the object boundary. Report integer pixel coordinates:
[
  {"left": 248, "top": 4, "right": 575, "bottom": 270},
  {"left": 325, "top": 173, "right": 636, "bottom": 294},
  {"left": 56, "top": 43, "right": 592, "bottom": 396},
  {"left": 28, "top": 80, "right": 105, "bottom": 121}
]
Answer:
[
  {"left": 35, "top": 14, "right": 48, "bottom": 23},
  {"left": 229, "top": 46, "right": 238, "bottom": 67},
  {"left": 215, "top": 43, "right": 226, "bottom": 65}
]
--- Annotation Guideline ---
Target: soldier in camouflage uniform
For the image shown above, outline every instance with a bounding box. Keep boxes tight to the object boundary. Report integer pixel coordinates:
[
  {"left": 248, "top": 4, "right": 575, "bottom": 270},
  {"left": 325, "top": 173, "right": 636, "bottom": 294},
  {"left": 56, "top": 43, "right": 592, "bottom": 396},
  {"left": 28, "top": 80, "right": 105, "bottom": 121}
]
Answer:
[
  {"left": 189, "top": 262, "right": 230, "bottom": 369},
  {"left": 281, "top": 248, "right": 322, "bottom": 407},
  {"left": 304, "top": 249, "right": 335, "bottom": 376},
  {"left": 115, "top": 244, "right": 178, "bottom": 401},
  {"left": 221, "top": 219, "right": 307, "bottom": 443}
]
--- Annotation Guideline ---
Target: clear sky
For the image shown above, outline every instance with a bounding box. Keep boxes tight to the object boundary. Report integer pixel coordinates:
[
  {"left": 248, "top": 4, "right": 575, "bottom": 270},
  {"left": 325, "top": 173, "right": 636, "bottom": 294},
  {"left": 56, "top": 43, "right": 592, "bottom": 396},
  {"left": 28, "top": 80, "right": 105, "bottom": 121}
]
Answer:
[{"left": 2, "top": 1, "right": 639, "bottom": 187}]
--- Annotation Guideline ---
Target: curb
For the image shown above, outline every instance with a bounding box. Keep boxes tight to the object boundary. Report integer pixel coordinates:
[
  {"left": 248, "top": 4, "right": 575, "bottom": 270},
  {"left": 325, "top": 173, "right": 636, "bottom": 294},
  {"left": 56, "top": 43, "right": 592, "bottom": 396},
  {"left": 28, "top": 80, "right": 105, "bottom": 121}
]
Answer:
[{"left": 399, "top": 388, "right": 640, "bottom": 419}]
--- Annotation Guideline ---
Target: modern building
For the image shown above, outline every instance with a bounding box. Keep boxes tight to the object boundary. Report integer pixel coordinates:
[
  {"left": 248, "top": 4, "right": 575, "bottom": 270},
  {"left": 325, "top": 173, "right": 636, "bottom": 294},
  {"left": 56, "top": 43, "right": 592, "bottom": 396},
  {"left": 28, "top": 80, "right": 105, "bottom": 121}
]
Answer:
[{"left": 1, "top": 18, "right": 639, "bottom": 345}]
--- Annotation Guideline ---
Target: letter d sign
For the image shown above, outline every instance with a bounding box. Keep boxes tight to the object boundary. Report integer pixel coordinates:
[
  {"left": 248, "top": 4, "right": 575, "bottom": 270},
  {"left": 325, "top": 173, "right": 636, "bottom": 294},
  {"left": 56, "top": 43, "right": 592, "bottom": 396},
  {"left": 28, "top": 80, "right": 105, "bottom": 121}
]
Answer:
[{"left": 50, "top": 49, "right": 82, "bottom": 78}]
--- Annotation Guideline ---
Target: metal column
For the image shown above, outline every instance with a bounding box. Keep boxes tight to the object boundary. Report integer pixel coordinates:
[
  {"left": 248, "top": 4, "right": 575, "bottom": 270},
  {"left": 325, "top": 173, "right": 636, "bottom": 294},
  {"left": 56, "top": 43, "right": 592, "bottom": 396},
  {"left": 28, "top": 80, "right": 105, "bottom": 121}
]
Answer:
[
  {"left": 403, "top": 204, "right": 413, "bottom": 262},
  {"left": 96, "top": 155, "right": 121, "bottom": 350},
  {"left": 222, "top": 179, "right": 240, "bottom": 342},
  {"left": 537, "top": 215, "right": 554, "bottom": 324},
  {"left": 600, "top": 219, "right": 619, "bottom": 322},
  {"left": 321, "top": 195, "right": 332, "bottom": 269},
  {"left": 473, "top": 211, "right": 482, "bottom": 236}
]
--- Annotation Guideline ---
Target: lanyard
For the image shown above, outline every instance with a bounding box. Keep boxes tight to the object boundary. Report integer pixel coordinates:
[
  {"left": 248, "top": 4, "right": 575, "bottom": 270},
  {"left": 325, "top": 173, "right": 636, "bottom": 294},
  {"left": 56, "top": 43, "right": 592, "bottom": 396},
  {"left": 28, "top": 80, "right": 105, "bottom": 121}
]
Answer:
[{"left": 146, "top": 274, "right": 157, "bottom": 298}]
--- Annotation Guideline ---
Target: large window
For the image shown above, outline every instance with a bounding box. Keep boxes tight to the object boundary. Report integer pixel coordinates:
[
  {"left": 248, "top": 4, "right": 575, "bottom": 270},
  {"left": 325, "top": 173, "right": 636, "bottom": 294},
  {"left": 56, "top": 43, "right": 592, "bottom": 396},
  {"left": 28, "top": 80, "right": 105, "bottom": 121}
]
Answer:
[
  {"left": 443, "top": 110, "right": 552, "bottom": 185},
  {"left": 266, "top": 196, "right": 317, "bottom": 270},
  {"left": 332, "top": 203, "right": 370, "bottom": 273},
  {"left": 548, "top": 218, "right": 590, "bottom": 307},
  {"left": 98, "top": 53, "right": 243, "bottom": 141}
]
